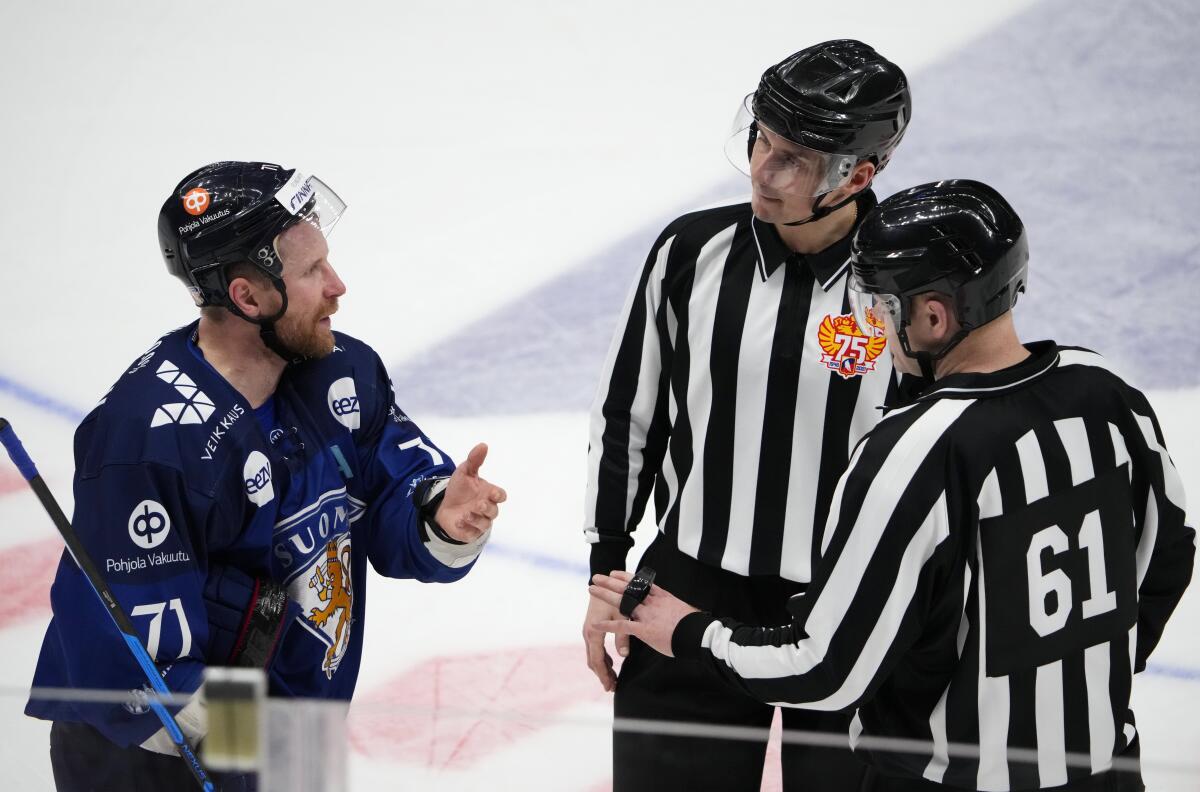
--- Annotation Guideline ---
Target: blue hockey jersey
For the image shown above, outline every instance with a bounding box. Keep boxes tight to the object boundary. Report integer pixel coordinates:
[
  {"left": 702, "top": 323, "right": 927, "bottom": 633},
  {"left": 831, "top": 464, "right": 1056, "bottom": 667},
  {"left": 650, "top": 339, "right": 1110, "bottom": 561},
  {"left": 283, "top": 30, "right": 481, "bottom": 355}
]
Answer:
[{"left": 26, "top": 322, "right": 479, "bottom": 746}]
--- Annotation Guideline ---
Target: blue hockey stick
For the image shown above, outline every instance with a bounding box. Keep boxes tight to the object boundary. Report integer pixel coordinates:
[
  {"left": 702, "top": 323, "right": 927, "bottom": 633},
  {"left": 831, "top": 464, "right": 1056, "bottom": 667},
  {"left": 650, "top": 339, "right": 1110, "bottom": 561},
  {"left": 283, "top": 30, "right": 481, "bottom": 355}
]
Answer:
[{"left": 0, "top": 417, "right": 214, "bottom": 791}]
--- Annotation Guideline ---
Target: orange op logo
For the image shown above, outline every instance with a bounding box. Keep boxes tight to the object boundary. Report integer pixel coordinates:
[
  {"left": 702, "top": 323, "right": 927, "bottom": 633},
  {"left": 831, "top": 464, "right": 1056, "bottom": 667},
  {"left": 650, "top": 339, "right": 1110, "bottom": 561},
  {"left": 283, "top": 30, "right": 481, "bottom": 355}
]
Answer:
[
  {"left": 182, "top": 187, "right": 210, "bottom": 216},
  {"left": 817, "top": 312, "right": 887, "bottom": 379}
]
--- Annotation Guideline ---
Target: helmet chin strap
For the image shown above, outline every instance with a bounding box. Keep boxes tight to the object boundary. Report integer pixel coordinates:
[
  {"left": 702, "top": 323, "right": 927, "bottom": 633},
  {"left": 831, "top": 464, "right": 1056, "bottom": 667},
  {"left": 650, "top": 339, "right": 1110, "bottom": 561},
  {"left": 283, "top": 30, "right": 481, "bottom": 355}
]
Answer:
[
  {"left": 226, "top": 279, "right": 308, "bottom": 366},
  {"left": 899, "top": 326, "right": 972, "bottom": 382},
  {"left": 780, "top": 190, "right": 859, "bottom": 227},
  {"left": 914, "top": 350, "right": 937, "bottom": 381},
  {"left": 258, "top": 320, "right": 308, "bottom": 367}
]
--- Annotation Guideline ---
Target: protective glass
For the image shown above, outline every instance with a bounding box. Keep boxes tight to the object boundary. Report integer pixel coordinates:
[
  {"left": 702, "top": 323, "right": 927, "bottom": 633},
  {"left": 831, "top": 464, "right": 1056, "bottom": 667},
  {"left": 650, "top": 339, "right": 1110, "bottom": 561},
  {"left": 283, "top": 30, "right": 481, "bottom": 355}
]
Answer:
[
  {"left": 724, "top": 95, "right": 858, "bottom": 198},
  {"left": 848, "top": 273, "right": 901, "bottom": 337},
  {"left": 275, "top": 172, "right": 346, "bottom": 239}
]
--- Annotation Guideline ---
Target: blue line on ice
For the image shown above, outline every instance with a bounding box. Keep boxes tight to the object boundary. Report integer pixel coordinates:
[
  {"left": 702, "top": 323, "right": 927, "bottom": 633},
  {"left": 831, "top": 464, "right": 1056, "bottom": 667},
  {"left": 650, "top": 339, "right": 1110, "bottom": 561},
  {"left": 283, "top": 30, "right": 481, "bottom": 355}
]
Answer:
[
  {"left": 1, "top": 355, "right": 1196, "bottom": 686},
  {"left": 0, "top": 374, "right": 88, "bottom": 424}
]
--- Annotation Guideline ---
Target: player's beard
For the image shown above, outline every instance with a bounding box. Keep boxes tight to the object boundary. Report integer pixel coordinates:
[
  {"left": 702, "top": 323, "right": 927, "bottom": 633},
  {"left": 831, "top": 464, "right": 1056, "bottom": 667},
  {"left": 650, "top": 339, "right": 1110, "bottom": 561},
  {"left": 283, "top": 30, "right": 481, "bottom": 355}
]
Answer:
[{"left": 274, "top": 301, "right": 338, "bottom": 359}]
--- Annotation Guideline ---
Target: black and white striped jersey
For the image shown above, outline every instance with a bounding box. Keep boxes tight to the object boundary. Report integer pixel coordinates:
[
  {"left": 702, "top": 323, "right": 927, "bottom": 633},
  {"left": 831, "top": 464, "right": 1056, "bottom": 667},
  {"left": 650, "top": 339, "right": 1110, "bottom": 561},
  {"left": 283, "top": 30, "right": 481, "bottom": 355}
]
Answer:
[
  {"left": 672, "top": 342, "right": 1195, "bottom": 791},
  {"left": 585, "top": 193, "right": 900, "bottom": 583}
]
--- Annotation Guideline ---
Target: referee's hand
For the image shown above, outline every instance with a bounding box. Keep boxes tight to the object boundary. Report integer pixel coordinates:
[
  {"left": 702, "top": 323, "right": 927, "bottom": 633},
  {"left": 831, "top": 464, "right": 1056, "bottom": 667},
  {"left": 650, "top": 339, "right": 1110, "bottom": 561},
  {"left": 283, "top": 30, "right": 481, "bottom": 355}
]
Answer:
[
  {"left": 583, "top": 584, "right": 628, "bottom": 692},
  {"left": 589, "top": 571, "right": 699, "bottom": 659}
]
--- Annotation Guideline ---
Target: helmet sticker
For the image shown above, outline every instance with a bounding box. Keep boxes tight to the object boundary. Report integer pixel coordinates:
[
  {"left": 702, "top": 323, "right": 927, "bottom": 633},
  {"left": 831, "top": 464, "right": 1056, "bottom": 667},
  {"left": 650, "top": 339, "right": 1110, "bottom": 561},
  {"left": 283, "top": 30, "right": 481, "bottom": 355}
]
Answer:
[
  {"left": 274, "top": 171, "right": 315, "bottom": 215},
  {"left": 182, "top": 187, "right": 210, "bottom": 216}
]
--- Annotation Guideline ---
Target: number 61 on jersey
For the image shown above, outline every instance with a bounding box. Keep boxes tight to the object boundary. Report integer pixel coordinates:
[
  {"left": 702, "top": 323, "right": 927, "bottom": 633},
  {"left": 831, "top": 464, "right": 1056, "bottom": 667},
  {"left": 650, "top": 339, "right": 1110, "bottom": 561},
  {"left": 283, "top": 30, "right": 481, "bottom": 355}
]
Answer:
[{"left": 979, "top": 463, "right": 1138, "bottom": 677}]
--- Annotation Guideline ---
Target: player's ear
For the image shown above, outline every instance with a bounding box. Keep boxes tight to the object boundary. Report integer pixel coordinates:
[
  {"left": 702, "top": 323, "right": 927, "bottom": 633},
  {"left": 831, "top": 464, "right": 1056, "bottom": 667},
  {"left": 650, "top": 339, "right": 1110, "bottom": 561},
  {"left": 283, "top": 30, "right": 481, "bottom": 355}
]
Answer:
[
  {"left": 226, "top": 265, "right": 282, "bottom": 320},
  {"left": 228, "top": 276, "right": 264, "bottom": 319}
]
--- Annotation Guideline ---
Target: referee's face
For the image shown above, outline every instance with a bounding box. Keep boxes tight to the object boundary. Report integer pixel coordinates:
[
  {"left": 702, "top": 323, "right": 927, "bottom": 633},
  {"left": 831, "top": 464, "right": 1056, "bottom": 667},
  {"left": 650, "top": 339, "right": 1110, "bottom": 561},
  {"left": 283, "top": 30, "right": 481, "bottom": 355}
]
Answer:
[
  {"left": 750, "top": 184, "right": 816, "bottom": 225},
  {"left": 747, "top": 127, "right": 820, "bottom": 223}
]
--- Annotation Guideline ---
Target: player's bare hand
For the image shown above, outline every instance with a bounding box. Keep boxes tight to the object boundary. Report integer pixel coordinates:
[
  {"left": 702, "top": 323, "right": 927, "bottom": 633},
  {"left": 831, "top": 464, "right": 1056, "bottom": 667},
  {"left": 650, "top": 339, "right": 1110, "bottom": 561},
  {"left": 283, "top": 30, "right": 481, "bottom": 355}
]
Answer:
[
  {"left": 589, "top": 571, "right": 700, "bottom": 659},
  {"left": 583, "top": 587, "right": 628, "bottom": 692},
  {"left": 436, "top": 443, "right": 507, "bottom": 542}
]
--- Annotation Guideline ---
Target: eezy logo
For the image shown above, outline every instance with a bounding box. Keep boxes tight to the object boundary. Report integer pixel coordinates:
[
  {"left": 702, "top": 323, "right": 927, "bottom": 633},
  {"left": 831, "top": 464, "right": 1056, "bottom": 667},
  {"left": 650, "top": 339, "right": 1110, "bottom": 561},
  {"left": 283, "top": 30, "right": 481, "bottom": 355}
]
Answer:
[
  {"left": 327, "top": 377, "right": 360, "bottom": 430},
  {"left": 128, "top": 500, "right": 171, "bottom": 550},
  {"left": 244, "top": 450, "right": 274, "bottom": 507}
]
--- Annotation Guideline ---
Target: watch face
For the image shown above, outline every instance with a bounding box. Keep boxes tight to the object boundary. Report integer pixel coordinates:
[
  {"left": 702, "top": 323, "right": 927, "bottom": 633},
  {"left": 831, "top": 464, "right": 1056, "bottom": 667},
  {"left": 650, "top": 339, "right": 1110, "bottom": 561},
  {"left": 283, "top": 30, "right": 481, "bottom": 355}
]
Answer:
[
  {"left": 620, "top": 566, "right": 657, "bottom": 616},
  {"left": 632, "top": 566, "right": 656, "bottom": 591}
]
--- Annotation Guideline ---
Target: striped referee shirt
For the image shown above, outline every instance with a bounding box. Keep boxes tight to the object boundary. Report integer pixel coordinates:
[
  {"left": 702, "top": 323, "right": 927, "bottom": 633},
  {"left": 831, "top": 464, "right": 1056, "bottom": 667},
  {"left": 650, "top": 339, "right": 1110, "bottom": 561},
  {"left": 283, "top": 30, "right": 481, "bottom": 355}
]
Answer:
[
  {"left": 673, "top": 342, "right": 1195, "bottom": 790},
  {"left": 585, "top": 192, "right": 897, "bottom": 582}
]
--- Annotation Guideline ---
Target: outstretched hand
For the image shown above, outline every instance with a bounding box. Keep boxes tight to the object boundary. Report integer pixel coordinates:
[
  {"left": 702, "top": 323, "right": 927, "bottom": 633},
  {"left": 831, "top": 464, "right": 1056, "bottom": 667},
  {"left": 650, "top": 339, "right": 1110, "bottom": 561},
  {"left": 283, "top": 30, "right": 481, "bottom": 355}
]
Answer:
[
  {"left": 588, "top": 571, "right": 700, "bottom": 659},
  {"left": 435, "top": 443, "right": 507, "bottom": 542}
]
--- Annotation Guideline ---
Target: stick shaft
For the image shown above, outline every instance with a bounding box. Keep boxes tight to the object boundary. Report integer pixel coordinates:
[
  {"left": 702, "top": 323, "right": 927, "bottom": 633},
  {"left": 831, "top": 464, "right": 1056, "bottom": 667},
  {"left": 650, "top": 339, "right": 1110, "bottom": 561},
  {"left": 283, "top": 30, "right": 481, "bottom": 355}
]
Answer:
[{"left": 0, "top": 418, "right": 213, "bottom": 791}]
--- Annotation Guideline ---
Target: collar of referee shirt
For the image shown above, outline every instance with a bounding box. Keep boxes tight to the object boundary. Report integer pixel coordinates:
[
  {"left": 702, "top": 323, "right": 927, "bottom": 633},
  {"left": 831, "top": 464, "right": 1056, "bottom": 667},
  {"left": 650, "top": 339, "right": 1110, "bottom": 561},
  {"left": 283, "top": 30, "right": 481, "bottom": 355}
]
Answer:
[
  {"left": 901, "top": 340, "right": 1061, "bottom": 405},
  {"left": 751, "top": 189, "right": 878, "bottom": 286}
]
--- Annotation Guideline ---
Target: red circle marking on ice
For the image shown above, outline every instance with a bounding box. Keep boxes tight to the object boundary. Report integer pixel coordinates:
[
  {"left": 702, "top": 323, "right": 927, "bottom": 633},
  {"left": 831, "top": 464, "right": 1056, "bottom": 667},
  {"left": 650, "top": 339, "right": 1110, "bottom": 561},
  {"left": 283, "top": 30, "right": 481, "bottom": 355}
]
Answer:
[
  {"left": 1, "top": 469, "right": 27, "bottom": 496},
  {"left": 348, "top": 645, "right": 786, "bottom": 788},
  {"left": 0, "top": 537, "right": 62, "bottom": 630},
  {"left": 347, "top": 644, "right": 609, "bottom": 770}
]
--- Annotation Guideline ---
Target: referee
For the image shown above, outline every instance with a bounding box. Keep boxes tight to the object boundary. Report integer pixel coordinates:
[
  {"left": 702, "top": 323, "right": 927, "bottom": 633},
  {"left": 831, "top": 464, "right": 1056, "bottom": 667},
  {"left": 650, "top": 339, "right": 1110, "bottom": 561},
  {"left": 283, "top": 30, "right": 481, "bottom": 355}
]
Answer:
[
  {"left": 591, "top": 180, "right": 1195, "bottom": 792},
  {"left": 582, "top": 40, "right": 911, "bottom": 791}
]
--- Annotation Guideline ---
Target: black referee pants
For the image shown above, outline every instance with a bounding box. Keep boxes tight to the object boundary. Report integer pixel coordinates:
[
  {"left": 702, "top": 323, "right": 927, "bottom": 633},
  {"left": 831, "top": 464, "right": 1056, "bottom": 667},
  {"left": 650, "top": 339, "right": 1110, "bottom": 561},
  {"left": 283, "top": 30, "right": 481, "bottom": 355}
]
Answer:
[
  {"left": 856, "top": 738, "right": 1144, "bottom": 792},
  {"left": 613, "top": 534, "right": 867, "bottom": 792},
  {"left": 49, "top": 720, "right": 255, "bottom": 792}
]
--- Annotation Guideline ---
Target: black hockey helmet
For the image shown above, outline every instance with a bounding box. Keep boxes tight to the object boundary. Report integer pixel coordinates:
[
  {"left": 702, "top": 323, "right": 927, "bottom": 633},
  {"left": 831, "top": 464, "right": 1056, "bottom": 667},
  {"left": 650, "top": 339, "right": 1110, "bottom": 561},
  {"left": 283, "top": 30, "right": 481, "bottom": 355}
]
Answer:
[
  {"left": 158, "top": 161, "right": 346, "bottom": 310},
  {"left": 849, "top": 179, "right": 1029, "bottom": 373},
  {"left": 752, "top": 39, "right": 910, "bottom": 173}
]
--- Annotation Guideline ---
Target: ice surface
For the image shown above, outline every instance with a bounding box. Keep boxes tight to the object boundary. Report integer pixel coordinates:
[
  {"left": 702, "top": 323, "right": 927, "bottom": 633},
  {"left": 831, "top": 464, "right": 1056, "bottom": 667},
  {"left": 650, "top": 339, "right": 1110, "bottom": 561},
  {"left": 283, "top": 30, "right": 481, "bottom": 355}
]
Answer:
[{"left": 1, "top": 0, "right": 1196, "bottom": 789}]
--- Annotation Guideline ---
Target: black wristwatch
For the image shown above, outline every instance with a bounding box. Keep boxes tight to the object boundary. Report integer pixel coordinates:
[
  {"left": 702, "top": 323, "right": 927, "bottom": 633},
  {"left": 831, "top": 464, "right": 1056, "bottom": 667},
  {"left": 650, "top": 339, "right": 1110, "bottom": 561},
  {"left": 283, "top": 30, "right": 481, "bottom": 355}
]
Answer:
[{"left": 619, "top": 566, "right": 657, "bottom": 618}]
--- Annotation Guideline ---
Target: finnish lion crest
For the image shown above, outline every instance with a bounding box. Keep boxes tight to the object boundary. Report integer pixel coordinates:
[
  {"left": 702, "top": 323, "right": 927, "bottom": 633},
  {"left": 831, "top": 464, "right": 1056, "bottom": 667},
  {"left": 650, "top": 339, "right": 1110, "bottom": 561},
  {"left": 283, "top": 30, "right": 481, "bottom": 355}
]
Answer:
[{"left": 304, "top": 536, "right": 354, "bottom": 679}]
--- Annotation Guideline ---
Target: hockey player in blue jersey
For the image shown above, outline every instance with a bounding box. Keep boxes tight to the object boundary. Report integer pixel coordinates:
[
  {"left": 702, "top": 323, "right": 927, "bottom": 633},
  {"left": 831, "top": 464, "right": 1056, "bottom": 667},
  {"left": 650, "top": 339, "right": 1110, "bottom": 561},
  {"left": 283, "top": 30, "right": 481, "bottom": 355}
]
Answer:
[{"left": 26, "top": 161, "right": 508, "bottom": 790}]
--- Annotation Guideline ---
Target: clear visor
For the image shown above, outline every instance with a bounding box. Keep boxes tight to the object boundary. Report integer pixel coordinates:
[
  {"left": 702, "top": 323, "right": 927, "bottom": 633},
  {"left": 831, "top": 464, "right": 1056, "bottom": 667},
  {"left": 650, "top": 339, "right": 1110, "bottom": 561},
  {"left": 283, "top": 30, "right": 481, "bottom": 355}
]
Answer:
[
  {"left": 724, "top": 94, "right": 858, "bottom": 198},
  {"left": 245, "top": 173, "right": 347, "bottom": 276},
  {"left": 277, "top": 173, "right": 346, "bottom": 239},
  {"left": 848, "top": 273, "right": 901, "bottom": 338}
]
